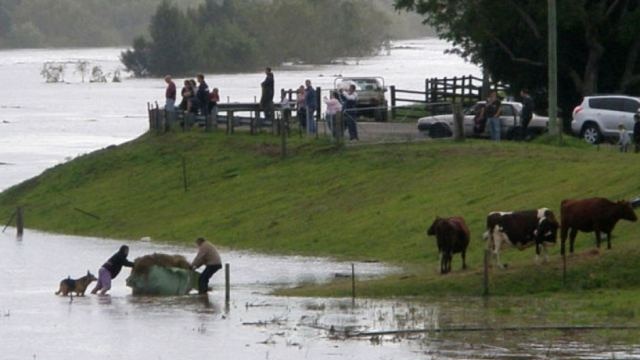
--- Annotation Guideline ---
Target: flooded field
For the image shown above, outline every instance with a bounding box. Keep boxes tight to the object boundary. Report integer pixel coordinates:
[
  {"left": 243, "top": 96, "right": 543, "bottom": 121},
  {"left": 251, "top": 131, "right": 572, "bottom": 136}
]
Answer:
[
  {"left": 1, "top": 229, "right": 639, "bottom": 359},
  {"left": 2, "top": 38, "right": 640, "bottom": 359}
]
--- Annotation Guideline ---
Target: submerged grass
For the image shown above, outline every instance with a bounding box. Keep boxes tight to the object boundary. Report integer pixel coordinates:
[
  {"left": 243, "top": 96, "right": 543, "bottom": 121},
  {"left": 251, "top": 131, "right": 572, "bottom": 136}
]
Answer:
[{"left": 2, "top": 131, "right": 640, "bottom": 305}]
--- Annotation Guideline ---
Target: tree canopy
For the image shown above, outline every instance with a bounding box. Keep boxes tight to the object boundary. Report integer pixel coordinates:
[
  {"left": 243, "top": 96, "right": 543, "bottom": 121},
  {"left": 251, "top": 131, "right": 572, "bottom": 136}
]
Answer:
[
  {"left": 121, "top": 0, "right": 397, "bottom": 75},
  {"left": 395, "top": 0, "right": 640, "bottom": 121}
]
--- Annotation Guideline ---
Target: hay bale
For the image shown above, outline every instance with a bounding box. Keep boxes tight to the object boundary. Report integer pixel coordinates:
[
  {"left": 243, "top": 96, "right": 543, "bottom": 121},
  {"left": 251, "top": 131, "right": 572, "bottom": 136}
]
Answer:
[{"left": 131, "top": 253, "right": 191, "bottom": 277}]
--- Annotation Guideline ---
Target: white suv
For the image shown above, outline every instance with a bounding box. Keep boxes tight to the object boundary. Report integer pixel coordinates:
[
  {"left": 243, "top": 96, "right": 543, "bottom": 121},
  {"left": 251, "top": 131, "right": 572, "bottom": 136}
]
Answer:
[{"left": 572, "top": 95, "right": 640, "bottom": 144}]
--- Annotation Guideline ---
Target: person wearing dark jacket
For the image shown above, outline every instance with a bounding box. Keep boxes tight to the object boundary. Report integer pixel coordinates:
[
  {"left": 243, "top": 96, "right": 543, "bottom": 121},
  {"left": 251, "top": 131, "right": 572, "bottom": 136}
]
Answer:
[
  {"left": 520, "top": 89, "right": 534, "bottom": 140},
  {"left": 260, "top": 67, "right": 275, "bottom": 126},
  {"left": 91, "top": 245, "right": 134, "bottom": 295},
  {"left": 196, "top": 74, "right": 210, "bottom": 116}
]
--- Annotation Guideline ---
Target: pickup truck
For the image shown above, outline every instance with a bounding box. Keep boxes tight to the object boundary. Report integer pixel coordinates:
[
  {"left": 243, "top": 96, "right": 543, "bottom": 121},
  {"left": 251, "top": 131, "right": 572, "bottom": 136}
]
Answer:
[{"left": 334, "top": 77, "right": 388, "bottom": 122}]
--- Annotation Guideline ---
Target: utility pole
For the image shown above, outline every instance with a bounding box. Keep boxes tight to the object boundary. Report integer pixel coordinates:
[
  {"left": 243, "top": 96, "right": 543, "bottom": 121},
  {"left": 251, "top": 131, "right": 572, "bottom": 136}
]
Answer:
[{"left": 548, "top": 0, "right": 562, "bottom": 143}]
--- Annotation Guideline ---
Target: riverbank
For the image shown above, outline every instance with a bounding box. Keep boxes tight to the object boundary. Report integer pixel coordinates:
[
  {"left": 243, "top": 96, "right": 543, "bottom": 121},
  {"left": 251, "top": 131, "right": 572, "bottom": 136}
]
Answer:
[{"left": 1, "top": 132, "right": 640, "bottom": 305}]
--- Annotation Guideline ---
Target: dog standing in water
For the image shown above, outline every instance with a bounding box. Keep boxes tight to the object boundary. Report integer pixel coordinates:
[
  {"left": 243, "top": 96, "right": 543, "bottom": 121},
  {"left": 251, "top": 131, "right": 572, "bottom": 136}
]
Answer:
[{"left": 55, "top": 271, "right": 97, "bottom": 296}]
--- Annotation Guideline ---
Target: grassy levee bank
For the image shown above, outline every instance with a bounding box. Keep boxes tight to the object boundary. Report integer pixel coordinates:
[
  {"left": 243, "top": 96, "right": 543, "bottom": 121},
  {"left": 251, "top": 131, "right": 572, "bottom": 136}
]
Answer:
[{"left": 2, "top": 132, "right": 640, "bottom": 305}]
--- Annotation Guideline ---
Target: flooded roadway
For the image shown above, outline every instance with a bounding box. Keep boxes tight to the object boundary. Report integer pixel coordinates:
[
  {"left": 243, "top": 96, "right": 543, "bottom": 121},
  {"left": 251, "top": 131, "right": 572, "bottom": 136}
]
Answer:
[{"left": 2, "top": 229, "right": 640, "bottom": 359}]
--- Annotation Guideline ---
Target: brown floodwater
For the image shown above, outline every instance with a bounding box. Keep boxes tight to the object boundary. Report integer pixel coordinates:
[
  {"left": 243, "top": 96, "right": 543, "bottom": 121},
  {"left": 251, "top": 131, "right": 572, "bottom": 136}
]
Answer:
[{"left": 1, "top": 229, "right": 639, "bottom": 360}]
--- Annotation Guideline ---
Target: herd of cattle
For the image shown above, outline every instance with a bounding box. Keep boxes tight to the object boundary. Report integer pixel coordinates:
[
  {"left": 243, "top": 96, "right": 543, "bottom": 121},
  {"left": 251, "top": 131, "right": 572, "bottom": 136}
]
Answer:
[{"left": 427, "top": 197, "right": 638, "bottom": 274}]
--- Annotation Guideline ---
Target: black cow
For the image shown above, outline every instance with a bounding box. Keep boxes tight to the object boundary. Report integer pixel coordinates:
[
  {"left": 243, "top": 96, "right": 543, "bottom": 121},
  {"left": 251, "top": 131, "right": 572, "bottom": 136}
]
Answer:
[
  {"left": 483, "top": 208, "right": 559, "bottom": 268},
  {"left": 427, "top": 216, "right": 470, "bottom": 274}
]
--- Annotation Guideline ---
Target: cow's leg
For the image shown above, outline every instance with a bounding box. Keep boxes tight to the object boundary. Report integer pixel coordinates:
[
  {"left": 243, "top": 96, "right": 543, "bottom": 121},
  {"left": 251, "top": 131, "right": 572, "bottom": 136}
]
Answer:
[
  {"left": 569, "top": 228, "right": 578, "bottom": 254},
  {"left": 493, "top": 235, "right": 505, "bottom": 269},
  {"left": 595, "top": 230, "right": 602, "bottom": 248},
  {"left": 439, "top": 252, "right": 445, "bottom": 274},
  {"left": 606, "top": 232, "right": 612, "bottom": 250}
]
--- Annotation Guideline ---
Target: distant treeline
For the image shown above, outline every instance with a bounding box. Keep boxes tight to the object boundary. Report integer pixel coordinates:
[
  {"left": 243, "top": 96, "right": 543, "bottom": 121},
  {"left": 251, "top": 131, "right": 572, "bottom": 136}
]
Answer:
[
  {"left": 0, "top": 0, "right": 432, "bottom": 50},
  {"left": 121, "top": 0, "right": 429, "bottom": 76}
]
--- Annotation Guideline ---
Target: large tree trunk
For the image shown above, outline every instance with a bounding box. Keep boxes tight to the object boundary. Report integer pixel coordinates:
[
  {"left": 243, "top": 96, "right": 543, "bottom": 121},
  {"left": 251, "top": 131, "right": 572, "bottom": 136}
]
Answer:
[{"left": 580, "top": 31, "right": 605, "bottom": 96}]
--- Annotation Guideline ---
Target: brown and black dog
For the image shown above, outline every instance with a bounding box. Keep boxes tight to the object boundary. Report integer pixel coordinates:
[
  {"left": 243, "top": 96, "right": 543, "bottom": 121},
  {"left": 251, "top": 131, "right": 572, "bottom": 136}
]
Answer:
[{"left": 55, "top": 271, "right": 97, "bottom": 296}]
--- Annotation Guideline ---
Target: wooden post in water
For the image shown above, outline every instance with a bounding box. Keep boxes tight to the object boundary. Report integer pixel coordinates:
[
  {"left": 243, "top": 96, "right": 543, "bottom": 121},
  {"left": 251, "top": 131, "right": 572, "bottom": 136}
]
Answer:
[
  {"left": 389, "top": 85, "right": 396, "bottom": 121},
  {"left": 225, "top": 263, "right": 230, "bottom": 306},
  {"left": 351, "top": 263, "right": 356, "bottom": 305},
  {"left": 16, "top": 206, "right": 23, "bottom": 236},
  {"left": 483, "top": 249, "right": 490, "bottom": 296}
]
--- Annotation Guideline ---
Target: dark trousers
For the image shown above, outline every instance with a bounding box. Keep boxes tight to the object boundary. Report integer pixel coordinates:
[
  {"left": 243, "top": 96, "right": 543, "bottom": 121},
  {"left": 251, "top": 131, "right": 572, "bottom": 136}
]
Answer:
[{"left": 199, "top": 264, "right": 222, "bottom": 294}]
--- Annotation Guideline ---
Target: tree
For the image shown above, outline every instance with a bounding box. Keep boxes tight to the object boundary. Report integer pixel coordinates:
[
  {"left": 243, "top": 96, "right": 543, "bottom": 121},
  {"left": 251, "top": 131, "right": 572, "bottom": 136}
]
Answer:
[{"left": 395, "top": 0, "right": 640, "bottom": 122}]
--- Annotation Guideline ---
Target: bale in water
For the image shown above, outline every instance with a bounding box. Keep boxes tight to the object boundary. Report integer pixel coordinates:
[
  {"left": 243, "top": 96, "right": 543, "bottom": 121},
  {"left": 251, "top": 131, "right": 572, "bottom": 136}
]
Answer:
[
  {"left": 130, "top": 253, "right": 191, "bottom": 276},
  {"left": 126, "top": 253, "right": 199, "bottom": 296}
]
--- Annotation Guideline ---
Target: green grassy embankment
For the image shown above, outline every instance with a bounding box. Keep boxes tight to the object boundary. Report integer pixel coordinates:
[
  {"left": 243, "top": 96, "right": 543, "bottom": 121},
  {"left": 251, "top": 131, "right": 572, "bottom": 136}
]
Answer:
[{"left": 1, "top": 132, "right": 640, "bottom": 313}]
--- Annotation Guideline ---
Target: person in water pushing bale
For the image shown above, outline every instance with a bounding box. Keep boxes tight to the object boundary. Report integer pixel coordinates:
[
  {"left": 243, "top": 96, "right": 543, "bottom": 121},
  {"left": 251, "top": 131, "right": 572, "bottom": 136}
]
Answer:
[
  {"left": 191, "top": 237, "right": 222, "bottom": 295},
  {"left": 91, "top": 245, "right": 134, "bottom": 295}
]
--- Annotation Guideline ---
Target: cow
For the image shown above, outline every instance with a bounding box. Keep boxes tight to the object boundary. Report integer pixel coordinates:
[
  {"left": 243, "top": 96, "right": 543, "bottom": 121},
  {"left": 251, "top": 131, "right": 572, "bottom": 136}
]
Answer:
[
  {"left": 483, "top": 208, "right": 559, "bottom": 269},
  {"left": 426, "top": 216, "right": 470, "bottom": 274},
  {"left": 560, "top": 197, "right": 637, "bottom": 255}
]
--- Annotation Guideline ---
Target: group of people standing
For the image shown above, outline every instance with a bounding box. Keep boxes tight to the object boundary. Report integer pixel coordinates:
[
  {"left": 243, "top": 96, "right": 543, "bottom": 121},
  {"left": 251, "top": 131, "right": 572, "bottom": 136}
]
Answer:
[
  {"left": 294, "top": 80, "right": 360, "bottom": 140},
  {"left": 164, "top": 74, "right": 220, "bottom": 118},
  {"left": 164, "top": 67, "right": 359, "bottom": 140},
  {"left": 473, "top": 89, "right": 535, "bottom": 142}
]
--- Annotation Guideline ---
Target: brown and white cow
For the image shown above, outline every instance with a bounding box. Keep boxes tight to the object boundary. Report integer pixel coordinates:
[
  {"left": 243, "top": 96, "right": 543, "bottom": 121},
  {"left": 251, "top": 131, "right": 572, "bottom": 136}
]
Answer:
[
  {"left": 560, "top": 197, "right": 637, "bottom": 255},
  {"left": 483, "top": 208, "right": 559, "bottom": 269},
  {"left": 427, "top": 216, "right": 470, "bottom": 274}
]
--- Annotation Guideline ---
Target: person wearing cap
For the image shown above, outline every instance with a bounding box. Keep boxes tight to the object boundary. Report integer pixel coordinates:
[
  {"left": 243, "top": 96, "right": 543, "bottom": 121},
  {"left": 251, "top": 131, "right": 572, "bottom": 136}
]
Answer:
[
  {"left": 633, "top": 111, "right": 640, "bottom": 153},
  {"left": 191, "top": 237, "right": 222, "bottom": 295}
]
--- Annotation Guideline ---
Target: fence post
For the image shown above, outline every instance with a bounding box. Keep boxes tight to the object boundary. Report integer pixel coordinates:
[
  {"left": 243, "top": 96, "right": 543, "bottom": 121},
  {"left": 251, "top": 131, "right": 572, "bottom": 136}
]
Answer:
[
  {"left": 16, "top": 206, "right": 23, "bottom": 236},
  {"left": 562, "top": 253, "right": 567, "bottom": 286},
  {"left": 351, "top": 263, "right": 356, "bottom": 305},
  {"left": 226, "top": 111, "right": 234, "bottom": 134},
  {"left": 483, "top": 249, "right": 490, "bottom": 296},
  {"left": 453, "top": 102, "right": 465, "bottom": 141},
  {"left": 452, "top": 76, "right": 458, "bottom": 104},
  {"left": 225, "top": 263, "right": 230, "bottom": 306},
  {"left": 281, "top": 109, "right": 289, "bottom": 159},
  {"left": 389, "top": 85, "right": 396, "bottom": 121},
  {"left": 315, "top": 87, "right": 321, "bottom": 139},
  {"left": 335, "top": 112, "right": 344, "bottom": 147}
]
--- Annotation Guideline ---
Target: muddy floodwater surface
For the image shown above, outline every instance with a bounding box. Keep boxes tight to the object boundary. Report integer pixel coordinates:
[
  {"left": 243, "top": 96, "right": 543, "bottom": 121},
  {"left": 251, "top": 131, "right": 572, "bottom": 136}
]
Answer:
[{"left": 1, "top": 230, "right": 640, "bottom": 359}]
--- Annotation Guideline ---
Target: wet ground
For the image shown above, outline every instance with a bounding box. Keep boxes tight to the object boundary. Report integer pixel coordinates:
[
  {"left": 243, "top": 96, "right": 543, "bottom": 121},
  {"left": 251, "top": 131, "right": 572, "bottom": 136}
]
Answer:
[{"left": 2, "top": 229, "right": 640, "bottom": 359}]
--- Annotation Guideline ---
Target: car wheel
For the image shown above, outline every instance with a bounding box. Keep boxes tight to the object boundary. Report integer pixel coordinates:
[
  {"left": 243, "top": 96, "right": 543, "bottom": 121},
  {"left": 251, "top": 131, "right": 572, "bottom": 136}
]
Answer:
[
  {"left": 581, "top": 124, "right": 602, "bottom": 144},
  {"left": 429, "top": 123, "right": 452, "bottom": 138}
]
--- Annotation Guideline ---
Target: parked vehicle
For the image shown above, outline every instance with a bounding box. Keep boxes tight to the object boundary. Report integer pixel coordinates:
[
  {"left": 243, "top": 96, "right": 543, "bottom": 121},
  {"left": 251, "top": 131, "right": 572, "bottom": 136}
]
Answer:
[
  {"left": 334, "top": 76, "right": 388, "bottom": 121},
  {"left": 416, "top": 101, "right": 549, "bottom": 139},
  {"left": 571, "top": 95, "right": 640, "bottom": 144}
]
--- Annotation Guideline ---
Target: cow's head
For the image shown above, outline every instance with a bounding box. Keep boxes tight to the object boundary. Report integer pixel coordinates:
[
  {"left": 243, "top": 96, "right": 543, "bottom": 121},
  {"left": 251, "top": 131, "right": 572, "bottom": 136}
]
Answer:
[
  {"left": 617, "top": 200, "right": 638, "bottom": 222},
  {"left": 427, "top": 217, "right": 443, "bottom": 236},
  {"left": 535, "top": 209, "right": 559, "bottom": 244}
]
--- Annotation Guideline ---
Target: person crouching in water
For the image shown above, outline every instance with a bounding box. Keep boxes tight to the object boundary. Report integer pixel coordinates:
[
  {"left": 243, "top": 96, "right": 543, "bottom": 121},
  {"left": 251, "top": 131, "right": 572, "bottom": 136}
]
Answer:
[
  {"left": 91, "top": 245, "right": 134, "bottom": 295},
  {"left": 191, "top": 237, "right": 222, "bottom": 295}
]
